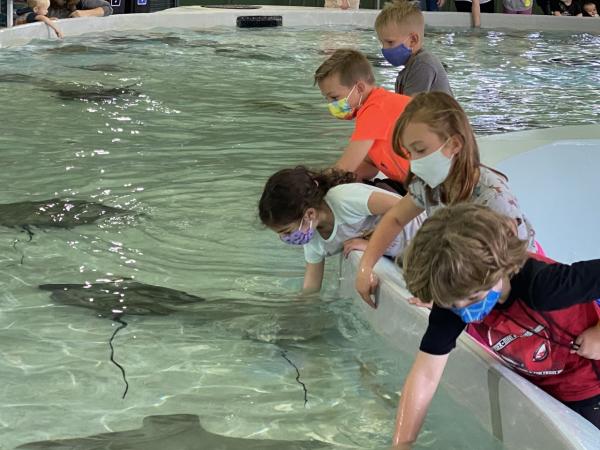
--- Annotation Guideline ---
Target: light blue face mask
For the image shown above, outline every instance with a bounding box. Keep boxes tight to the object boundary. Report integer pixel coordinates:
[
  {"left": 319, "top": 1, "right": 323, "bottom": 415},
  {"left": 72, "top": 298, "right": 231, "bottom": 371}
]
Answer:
[{"left": 451, "top": 288, "right": 502, "bottom": 323}]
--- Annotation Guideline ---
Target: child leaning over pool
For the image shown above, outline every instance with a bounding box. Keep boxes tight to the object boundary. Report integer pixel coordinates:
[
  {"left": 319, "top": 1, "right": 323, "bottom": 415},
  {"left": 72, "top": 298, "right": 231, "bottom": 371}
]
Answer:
[
  {"left": 315, "top": 49, "right": 412, "bottom": 193},
  {"left": 354, "top": 92, "right": 542, "bottom": 307},
  {"left": 16, "top": 0, "right": 63, "bottom": 38},
  {"left": 258, "top": 167, "right": 425, "bottom": 294},
  {"left": 390, "top": 203, "right": 600, "bottom": 448}
]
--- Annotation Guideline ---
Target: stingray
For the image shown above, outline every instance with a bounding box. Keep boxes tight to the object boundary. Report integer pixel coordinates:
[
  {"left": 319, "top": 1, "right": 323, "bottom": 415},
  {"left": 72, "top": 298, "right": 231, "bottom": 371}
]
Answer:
[
  {"left": 52, "top": 84, "right": 140, "bottom": 102},
  {"left": 40, "top": 279, "right": 205, "bottom": 399},
  {"left": 39, "top": 279, "right": 204, "bottom": 317},
  {"left": 0, "top": 198, "right": 134, "bottom": 240},
  {"left": 38, "top": 281, "right": 328, "bottom": 405},
  {"left": 214, "top": 47, "right": 281, "bottom": 61},
  {"left": 0, "top": 73, "right": 140, "bottom": 101},
  {"left": 65, "top": 63, "right": 127, "bottom": 72},
  {"left": 108, "top": 35, "right": 187, "bottom": 46},
  {"left": 16, "top": 414, "right": 335, "bottom": 450},
  {"left": 44, "top": 44, "right": 119, "bottom": 55}
]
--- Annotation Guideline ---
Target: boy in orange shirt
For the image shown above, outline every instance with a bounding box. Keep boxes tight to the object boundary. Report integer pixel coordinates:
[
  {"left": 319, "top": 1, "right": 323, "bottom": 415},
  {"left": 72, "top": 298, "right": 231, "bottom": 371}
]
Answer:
[{"left": 314, "top": 49, "right": 411, "bottom": 193}]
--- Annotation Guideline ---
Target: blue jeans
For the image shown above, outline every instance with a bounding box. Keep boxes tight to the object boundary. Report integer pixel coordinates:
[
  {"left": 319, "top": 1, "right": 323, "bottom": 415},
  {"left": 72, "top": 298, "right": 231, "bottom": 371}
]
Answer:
[{"left": 420, "top": 0, "right": 439, "bottom": 11}]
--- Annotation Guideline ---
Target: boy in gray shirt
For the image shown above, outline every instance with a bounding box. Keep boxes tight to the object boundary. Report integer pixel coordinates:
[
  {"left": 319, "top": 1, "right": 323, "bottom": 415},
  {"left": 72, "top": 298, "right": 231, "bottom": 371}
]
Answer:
[{"left": 375, "top": 0, "right": 453, "bottom": 97}]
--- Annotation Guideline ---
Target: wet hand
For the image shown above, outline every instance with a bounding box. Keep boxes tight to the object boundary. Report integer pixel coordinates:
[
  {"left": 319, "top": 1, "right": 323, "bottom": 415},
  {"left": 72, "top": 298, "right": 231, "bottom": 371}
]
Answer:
[
  {"left": 343, "top": 238, "right": 368, "bottom": 258},
  {"left": 55, "top": 29, "right": 64, "bottom": 39},
  {"left": 356, "top": 265, "right": 379, "bottom": 309},
  {"left": 69, "top": 10, "right": 84, "bottom": 18},
  {"left": 571, "top": 322, "right": 600, "bottom": 360}
]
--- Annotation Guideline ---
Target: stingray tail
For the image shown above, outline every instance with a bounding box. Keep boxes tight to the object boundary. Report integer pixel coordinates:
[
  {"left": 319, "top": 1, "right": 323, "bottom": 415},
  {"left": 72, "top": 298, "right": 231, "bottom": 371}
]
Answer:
[
  {"left": 280, "top": 350, "right": 308, "bottom": 407},
  {"left": 109, "top": 316, "right": 130, "bottom": 399}
]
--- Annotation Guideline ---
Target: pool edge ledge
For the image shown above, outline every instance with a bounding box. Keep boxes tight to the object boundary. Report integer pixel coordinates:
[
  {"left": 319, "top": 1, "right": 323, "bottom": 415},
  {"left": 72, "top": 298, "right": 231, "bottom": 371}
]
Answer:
[{"left": 1, "top": 7, "right": 599, "bottom": 47}]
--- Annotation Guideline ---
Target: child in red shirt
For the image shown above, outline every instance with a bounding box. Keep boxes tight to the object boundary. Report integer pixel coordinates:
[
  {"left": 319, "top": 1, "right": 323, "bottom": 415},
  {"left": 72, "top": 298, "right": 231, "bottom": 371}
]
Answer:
[
  {"left": 393, "top": 203, "right": 600, "bottom": 447},
  {"left": 314, "top": 49, "right": 411, "bottom": 192}
]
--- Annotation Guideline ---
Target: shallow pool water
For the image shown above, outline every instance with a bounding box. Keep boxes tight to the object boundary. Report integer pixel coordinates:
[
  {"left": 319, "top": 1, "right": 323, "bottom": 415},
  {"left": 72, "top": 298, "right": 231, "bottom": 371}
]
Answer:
[{"left": 0, "top": 25, "right": 598, "bottom": 449}]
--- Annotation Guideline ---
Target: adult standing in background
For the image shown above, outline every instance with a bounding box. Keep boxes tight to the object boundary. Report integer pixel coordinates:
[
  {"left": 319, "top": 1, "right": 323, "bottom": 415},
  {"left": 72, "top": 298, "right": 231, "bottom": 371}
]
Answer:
[
  {"left": 420, "top": 0, "right": 445, "bottom": 11},
  {"left": 48, "top": 0, "right": 112, "bottom": 18},
  {"left": 324, "top": 0, "right": 360, "bottom": 10},
  {"left": 454, "top": 0, "right": 493, "bottom": 28}
]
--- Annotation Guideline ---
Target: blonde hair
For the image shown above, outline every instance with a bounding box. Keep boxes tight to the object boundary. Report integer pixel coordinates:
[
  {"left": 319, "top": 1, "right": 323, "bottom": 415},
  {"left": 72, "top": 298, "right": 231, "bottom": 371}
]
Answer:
[
  {"left": 393, "top": 92, "right": 491, "bottom": 204},
  {"left": 402, "top": 204, "right": 529, "bottom": 308},
  {"left": 314, "top": 49, "right": 375, "bottom": 87},
  {"left": 29, "top": 0, "right": 50, "bottom": 8},
  {"left": 375, "top": 0, "right": 424, "bottom": 35}
]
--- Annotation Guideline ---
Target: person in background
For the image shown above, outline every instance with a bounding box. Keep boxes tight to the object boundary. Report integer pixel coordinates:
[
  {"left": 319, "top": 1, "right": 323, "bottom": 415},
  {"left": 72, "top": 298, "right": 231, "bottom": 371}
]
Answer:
[
  {"left": 314, "top": 49, "right": 412, "bottom": 194},
  {"left": 48, "top": 0, "right": 112, "bottom": 18},
  {"left": 537, "top": 0, "right": 552, "bottom": 14},
  {"left": 453, "top": 0, "right": 493, "bottom": 27},
  {"left": 419, "top": 0, "right": 445, "bottom": 11},
  {"left": 550, "top": 0, "right": 582, "bottom": 15},
  {"left": 503, "top": 0, "right": 534, "bottom": 14},
  {"left": 324, "top": 0, "right": 360, "bottom": 10},
  {"left": 375, "top": 0, "right": 453, "bottom": 96},
  {"left": 15, "top": 0, "right": 64, "bottom": 38},
  {"left": 391, "top": 203, "right": 600, "bottom": 448},
  {"left": 582, "top": 0, "right": 599, "bottom": 16},
  {"left": 258, "top": 166, "right": 424, "bottom": 294}
]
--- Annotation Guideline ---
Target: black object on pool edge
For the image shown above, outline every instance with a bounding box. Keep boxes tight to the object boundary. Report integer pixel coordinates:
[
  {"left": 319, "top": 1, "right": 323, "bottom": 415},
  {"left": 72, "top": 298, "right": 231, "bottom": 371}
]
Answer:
[{"left": 237, "top": 16, "right": 283, "bottom": 28}]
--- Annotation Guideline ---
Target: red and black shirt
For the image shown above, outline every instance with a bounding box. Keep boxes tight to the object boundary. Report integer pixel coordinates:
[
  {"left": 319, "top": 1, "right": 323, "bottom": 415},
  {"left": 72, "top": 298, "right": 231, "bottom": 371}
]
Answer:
[{"left": 419, "top": 256, "right": 600, "bottom": 402}]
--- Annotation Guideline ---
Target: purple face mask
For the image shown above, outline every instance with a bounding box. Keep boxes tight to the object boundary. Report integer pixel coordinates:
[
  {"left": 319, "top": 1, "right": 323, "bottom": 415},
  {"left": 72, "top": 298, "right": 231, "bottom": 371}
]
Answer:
[{"left": 280, "top": 219, "right": 315, "bottom": 245}]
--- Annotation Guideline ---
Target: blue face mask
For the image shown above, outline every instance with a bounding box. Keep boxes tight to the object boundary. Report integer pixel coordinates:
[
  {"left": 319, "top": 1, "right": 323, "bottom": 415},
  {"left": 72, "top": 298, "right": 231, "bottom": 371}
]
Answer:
[
  {"left": 451, "top": 288, "right": 502, "bottom": 323},
  {"left": 381, "top": 43, "right": 412, "bottom": 67}
]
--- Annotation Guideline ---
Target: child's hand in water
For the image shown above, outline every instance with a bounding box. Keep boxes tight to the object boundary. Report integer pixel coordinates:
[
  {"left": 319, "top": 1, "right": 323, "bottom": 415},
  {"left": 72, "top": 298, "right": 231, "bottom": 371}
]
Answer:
[
  {"left": 356, "top": 265, "right": 379, "bottom": 309},
  {"left": 571, "top": 321, "right": 600, "bottom": 360},
  {"left": 343, "top": 238, "right": 368, "bottom": 258}
]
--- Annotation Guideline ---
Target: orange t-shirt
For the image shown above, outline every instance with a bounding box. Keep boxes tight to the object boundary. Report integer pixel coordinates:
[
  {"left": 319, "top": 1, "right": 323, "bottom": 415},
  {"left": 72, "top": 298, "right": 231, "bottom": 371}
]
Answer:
[{"left": 351, "top": 87, "right": 411, "bottom": 183}]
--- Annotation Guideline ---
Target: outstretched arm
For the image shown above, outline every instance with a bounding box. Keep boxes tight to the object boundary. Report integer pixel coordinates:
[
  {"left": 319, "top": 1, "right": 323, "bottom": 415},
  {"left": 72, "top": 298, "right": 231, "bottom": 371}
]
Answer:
[
  {"left": 302, "top": 261, "right": 325, "bottom": 294},
  {"left": 335, "top": 140, "right": 374, "bottom": 174},
  {"left": 356, "top": 195, "right": 424, "bottom": 307},
  {"left": 37, "top": 15, "right": 64, "bottom": 38},
  {"left": 393, "top": 351, "right": 449, "bottom": 446}
]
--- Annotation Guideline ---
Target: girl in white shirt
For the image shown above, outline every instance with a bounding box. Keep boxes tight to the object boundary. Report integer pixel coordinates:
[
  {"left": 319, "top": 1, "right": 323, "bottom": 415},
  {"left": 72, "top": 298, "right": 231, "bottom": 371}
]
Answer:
[{"left": 258, "top": 167, "right": 424, "bottom": 294}]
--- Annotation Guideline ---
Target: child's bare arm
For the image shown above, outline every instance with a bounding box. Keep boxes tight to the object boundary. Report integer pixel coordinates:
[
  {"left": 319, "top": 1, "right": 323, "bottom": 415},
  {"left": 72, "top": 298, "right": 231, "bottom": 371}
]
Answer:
[
  {"left": 356, "top": 195, "right": 424, "bottom": 307},
  {"left": 392, "top": 351, "right": 449, "bottom": 446},
  {"left": 37, "top": 15, "right": 64, "bottom": 38},
  {"left": 335, "top": 140, "right": 374, "bottom": 174},
  {"left": 302, "top": 261, "right": 325, "bottom": 294}
]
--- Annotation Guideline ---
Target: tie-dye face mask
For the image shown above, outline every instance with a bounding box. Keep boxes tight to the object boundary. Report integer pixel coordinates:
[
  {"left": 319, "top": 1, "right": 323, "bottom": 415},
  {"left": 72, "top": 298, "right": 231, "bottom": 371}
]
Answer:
[{"left": 327, "top": 85, "right": 359, "bottom": 120}]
